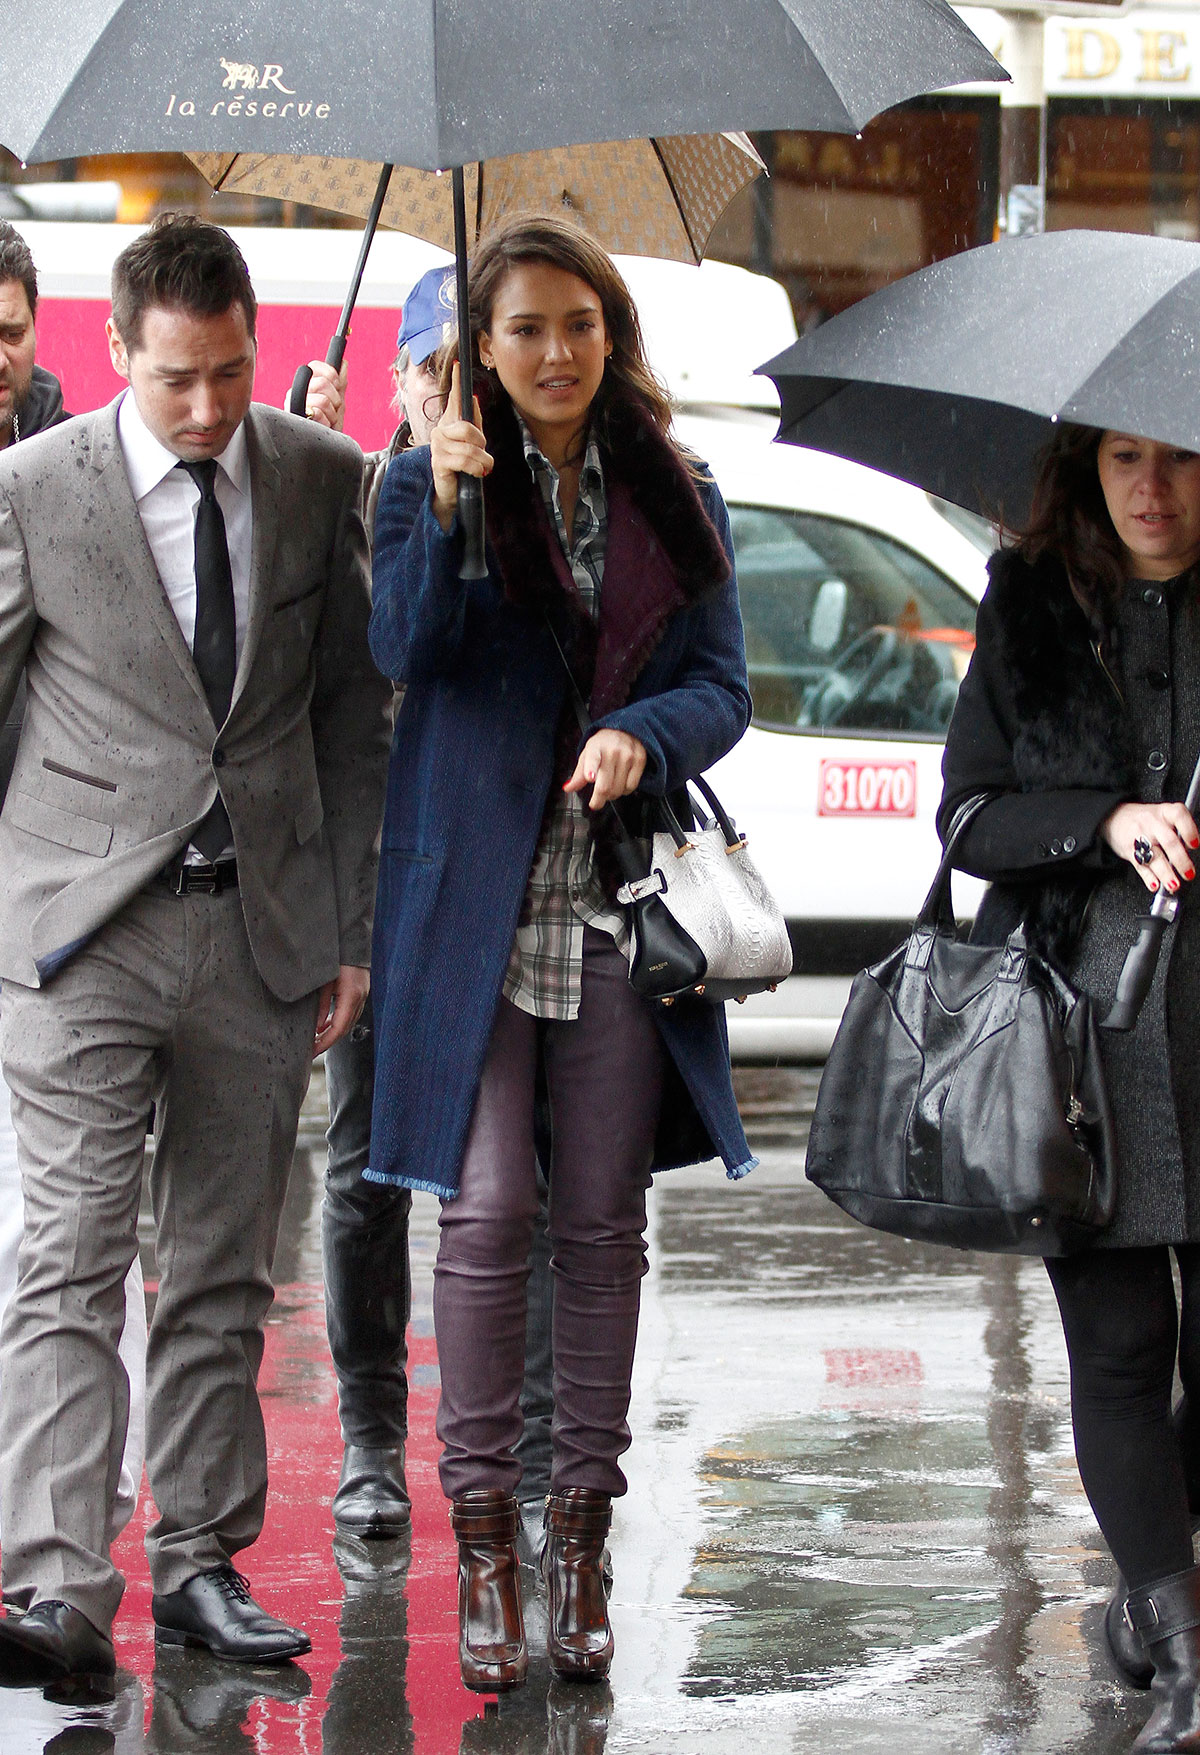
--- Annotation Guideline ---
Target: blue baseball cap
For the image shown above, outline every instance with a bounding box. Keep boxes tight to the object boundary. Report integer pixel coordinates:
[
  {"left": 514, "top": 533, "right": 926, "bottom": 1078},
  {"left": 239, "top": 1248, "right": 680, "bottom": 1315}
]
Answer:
[{"left": 396, "top": 265, "right": 457, "bottom": 366}]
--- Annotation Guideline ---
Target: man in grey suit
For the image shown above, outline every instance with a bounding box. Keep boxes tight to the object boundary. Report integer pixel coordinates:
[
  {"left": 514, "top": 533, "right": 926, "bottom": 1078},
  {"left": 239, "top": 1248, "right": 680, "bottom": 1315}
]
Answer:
[{"left": 0, "top": 214, "right": 390, "bottom": 1690}]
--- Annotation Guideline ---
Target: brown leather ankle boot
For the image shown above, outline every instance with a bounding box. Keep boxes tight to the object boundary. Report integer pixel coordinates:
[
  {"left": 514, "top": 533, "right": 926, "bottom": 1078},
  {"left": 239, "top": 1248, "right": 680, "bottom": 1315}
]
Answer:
[
  {"left": 541, "top": 1488, "right": 614, "bottom": 1681},
  {"left": 450, "top": 1489, "right": 527, "bottom": 1692}
]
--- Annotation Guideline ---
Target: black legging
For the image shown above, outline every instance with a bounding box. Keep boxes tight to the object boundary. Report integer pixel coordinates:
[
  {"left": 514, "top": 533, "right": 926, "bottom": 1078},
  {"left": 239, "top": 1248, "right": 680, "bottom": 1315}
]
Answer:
[{"left": 1047, "top": 1244, "right": 1200, "bottom": 1589}]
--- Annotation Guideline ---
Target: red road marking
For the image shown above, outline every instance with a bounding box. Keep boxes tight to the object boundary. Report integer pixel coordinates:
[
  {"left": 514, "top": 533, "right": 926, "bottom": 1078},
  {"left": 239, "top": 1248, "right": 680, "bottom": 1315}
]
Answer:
[{"left": 101, "top": 1289, "right": 486, "bottom": 1749}]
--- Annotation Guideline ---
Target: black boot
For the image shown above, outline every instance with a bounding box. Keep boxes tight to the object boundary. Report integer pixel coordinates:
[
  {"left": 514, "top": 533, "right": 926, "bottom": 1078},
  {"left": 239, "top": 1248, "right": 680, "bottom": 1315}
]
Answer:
[
  {"left": 1127, "top": 1566, "right": 1200, "bottom": 1750},
  {"left": 1107, "top": 1577, "right": 1155, "bottom": 1688}
]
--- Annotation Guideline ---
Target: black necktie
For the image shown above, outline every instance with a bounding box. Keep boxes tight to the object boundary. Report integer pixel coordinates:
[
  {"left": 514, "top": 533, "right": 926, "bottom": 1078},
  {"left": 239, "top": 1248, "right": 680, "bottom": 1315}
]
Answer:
[{"left": 179, "top": 459, "right": 235, "bottom": 860}]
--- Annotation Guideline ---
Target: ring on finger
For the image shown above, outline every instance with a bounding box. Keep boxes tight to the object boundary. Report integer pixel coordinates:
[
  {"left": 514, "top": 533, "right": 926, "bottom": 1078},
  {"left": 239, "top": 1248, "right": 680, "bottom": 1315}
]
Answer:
[{"left": 1134, "top": 836, "right": 1156, "bottom": 867}]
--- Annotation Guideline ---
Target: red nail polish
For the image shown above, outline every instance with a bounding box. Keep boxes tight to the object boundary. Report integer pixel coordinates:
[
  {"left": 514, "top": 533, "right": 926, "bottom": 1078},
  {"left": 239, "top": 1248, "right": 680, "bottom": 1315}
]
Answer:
[
  {"left": 1151, "top": 879, "right": 1160, "bottom": 890},
  {"left": 1188, "top": 869, "right": 1196, "bottom": 881}
]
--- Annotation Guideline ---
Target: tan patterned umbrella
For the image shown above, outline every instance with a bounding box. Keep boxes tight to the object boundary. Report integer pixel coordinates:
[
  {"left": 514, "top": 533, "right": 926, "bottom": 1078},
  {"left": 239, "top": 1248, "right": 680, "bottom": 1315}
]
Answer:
[
  {"left": 190, "top": 132, "right": 763, "bottom": 267},
  {"left": 191, "top": 134, "right": 763, "bottom": 577}
]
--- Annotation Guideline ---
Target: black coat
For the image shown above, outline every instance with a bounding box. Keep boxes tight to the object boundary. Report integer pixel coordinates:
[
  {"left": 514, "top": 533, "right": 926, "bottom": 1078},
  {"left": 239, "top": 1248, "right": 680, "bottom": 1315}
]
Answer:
[
  {"left": 939, "top": 546, "right": 1134, "bottom": 959},
  {"left": 940, "top": 545, "right": 1200, "bottom": 1245}
]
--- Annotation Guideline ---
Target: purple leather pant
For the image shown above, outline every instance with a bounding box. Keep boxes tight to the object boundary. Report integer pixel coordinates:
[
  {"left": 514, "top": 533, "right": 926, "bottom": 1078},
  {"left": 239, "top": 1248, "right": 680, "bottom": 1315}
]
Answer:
[{"left": 434, "top": 929, "right": 664, "bottom": 1501}]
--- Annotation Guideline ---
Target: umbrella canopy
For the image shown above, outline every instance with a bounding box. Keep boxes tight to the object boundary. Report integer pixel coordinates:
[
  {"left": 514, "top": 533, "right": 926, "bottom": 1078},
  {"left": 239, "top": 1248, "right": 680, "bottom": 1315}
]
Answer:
[
  {"left": 189, "top": 133, "right": 764, "bottom": 267},
  {"left": 761, "top": 229, "right": 1200, "bottom": 528},
  {"left": 0, "top": 0, "right": 1003, "bottom": 169}
]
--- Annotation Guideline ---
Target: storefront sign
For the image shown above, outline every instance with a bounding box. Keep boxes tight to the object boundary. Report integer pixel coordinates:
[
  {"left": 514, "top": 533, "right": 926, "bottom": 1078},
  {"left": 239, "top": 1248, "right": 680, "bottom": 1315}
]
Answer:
[
  {"left": 1046, "top": 11, "right": 1200, "bottom": 93},
  {"left": 955, "top": 6, "right": 1200, "bottom": 98},
  {"left": 954, "top": 6, "right": 1200, "bottom": 98}
]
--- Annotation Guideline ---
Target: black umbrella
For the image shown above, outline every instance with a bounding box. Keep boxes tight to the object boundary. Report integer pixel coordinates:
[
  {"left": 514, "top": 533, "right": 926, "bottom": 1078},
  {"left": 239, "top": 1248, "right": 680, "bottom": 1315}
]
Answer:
[
  {"left": 761, "top": 229, "right": 1200, "bottom": 530},
  {"left": 0, "top": 0, "right": 1003, "bottom": 573}
]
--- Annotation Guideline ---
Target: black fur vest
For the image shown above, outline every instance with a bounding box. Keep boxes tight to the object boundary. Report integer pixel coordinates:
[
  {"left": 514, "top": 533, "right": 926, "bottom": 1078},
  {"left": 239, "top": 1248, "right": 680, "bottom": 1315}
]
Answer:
[{"left": 980, "top": 546, "right": 1139, "bottom": 957}]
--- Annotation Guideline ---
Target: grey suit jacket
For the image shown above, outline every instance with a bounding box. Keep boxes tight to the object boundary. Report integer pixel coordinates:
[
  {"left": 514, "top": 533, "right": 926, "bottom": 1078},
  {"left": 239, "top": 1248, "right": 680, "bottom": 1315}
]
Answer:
[{"left": 0, "top": 398, "right": 391, "bottom": 999}]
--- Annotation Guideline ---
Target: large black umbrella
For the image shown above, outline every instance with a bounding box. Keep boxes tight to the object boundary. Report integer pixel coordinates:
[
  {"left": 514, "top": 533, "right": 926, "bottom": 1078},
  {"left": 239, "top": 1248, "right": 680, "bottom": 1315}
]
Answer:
[
  {"left": 0, "top": 0, "right": 1003, "bottom": 571},
  {"left": 0, "top": 1, "right": 1002, "bottom": 165},
  {"left": 761, "top": 229, "right": 1200, "bottom": 530}
]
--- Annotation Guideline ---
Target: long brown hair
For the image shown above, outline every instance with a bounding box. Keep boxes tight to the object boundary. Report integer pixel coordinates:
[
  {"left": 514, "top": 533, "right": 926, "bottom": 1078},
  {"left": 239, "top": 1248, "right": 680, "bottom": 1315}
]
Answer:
[
  {"left": 1016, "top": 423, "right": 1127, "bottom": 626},
  {"left": 440, "top": 211, "right": 687, "bottom": 464}
]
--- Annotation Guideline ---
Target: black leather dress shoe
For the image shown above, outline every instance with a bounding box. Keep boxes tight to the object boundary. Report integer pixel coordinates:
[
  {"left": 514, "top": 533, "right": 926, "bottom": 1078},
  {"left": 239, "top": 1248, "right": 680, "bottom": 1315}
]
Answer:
[
  {"left": 332, "top": 1443, "right": 411, "bottom": 1539},
  {"left": 0, "top": 1601, "right": 115, "bottom": 1690},
  {"left": 152, "top": 1566, "right": 311, "bottom": 1663}
]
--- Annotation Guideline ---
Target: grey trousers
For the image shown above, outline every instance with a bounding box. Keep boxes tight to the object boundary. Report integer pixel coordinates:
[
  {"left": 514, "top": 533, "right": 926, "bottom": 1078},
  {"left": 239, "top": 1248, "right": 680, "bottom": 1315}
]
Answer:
[
  {"left": 435, "top": 929, "right": 663, "bottom": 1501},
  {"left": 0, "top": 886, "right": 317, "bottom": 1633}
]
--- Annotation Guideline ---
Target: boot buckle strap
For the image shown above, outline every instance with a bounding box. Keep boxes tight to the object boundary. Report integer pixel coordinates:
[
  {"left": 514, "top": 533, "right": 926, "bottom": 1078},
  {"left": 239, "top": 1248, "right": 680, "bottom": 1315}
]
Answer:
[
  {"left": 1127, "top": 1599, "right": 1200, "bottom": 1641},
  {"left": 549, "top": 1512, "right": 611, "bottom": 1539}
]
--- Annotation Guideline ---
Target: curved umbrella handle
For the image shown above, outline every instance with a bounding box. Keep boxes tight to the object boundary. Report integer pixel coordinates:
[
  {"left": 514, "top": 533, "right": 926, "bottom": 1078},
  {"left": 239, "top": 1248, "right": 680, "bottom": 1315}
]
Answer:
[
  {"left": 1102, "top": 747, "right": 1200, "bottom": 1032},
  {"left": 287, "top": 362, "right": 314, "bottom": 416},
  {"left": 1102, "top": 914, "right": 1169, "bottom": 1031}
]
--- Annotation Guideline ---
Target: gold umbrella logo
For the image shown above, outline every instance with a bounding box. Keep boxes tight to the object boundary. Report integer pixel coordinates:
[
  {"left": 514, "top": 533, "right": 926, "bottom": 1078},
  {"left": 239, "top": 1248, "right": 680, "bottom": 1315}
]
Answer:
[
  {"left": 218, "top": 60, "right": 295, "bottom": 94},
  {"left": 163, "top": 59, "right": 331, "bottom": 120}
]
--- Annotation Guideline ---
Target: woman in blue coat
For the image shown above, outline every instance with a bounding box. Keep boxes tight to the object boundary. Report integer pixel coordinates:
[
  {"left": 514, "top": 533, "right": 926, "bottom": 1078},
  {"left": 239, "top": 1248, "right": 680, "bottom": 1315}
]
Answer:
[{"left": 368, "top": 214, "right": 753, "bottom": 1693}]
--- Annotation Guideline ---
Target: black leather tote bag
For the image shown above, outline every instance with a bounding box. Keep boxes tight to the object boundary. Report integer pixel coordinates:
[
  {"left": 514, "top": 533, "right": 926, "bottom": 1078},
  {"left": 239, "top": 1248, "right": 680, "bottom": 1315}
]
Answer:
[{"left": 805, "top": 795, "right": 1117, "bottom": 1256}]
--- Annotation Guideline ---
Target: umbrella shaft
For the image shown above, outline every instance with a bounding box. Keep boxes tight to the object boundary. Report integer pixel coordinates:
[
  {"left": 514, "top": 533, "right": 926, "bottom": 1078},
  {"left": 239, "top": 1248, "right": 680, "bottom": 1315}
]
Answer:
[
  {"left": 332, "top": 163, "right": 394, "bottom": 344},
  {"left": 452, "top": 167, "right": 473, "bottom": 421}
]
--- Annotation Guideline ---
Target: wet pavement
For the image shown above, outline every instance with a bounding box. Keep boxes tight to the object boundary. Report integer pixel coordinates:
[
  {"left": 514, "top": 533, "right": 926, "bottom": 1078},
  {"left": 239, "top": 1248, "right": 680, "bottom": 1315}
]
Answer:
[{"left": 1, "top": 1067, "right": 1156, "bottom": 1753}]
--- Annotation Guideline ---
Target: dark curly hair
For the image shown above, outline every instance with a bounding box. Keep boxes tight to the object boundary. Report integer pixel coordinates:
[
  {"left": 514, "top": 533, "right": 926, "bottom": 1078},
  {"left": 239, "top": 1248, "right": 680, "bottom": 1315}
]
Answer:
[
  {"left": 1014, "top": 423, "right": 1129, "bottom": 627},
  {"left": 0, "top": 222, "right": 37, "bottom": 320}
]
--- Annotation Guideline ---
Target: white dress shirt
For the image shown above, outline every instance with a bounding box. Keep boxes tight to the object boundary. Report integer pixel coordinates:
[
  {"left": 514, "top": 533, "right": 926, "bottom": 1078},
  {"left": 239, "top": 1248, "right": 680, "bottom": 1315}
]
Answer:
[
  {"left": 116, "top": 388, "right": 253, "bottom": 664},
  {"left": 116, "top": 390, "right": 253, "bottom": 861}
]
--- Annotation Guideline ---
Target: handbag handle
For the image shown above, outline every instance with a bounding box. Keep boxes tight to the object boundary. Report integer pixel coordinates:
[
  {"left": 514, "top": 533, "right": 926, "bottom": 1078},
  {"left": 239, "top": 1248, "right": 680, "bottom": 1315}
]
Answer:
[
  {"left": 542, "top": 616, "right": 743, "bottom": 855},
  {"left": 916, "top": 791, "right": 995, "bottom": 933}
]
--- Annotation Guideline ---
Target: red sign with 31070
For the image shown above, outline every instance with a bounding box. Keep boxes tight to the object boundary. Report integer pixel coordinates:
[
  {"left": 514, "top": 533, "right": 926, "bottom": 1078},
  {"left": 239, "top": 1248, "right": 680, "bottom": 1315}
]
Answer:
[{"left": 819, "top": 759, "right": 917, "bottom": 818}]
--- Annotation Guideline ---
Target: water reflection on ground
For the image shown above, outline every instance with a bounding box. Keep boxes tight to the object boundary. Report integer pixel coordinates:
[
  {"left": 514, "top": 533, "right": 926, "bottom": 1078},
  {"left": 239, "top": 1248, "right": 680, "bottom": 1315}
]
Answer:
[{"left": 3, "top": 1068, "right": 1152, "bottom": 1753}]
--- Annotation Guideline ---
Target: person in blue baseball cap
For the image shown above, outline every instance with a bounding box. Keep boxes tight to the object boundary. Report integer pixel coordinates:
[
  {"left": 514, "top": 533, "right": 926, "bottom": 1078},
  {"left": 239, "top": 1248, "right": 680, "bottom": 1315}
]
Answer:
[
  {"left": 308, "top": 259, "right": 477, "bottom": 1551},
  {"left": 357, "top": 264, "right": 456, "bottom": 534},
  {"left": 310, "top": 256, "right": 561, "bottom": 1560},
  {"left": 393, "top": 263, "right": 457, "bottom": 436}
]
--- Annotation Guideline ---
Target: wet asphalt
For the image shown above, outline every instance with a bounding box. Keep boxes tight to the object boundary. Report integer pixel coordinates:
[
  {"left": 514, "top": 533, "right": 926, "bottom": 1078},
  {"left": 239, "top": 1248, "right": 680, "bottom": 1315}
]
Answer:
[{"left": 2, "top": 1066, "right": 1156, "bottom": 1753}]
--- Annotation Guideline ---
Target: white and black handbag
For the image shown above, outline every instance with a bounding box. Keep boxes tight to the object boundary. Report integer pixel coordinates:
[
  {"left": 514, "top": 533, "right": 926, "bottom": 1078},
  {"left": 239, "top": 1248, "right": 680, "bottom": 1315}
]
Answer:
[
  {"left": 611, "top": 776, "right": 793, "bottom": 1004},
  {"left": 547, "top": 619, "right": 792, "bottom": 1005}
]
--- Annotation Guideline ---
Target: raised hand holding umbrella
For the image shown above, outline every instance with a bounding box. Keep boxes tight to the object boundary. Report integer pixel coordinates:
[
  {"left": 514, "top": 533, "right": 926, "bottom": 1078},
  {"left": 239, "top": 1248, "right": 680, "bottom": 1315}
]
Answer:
[{"left": 1101, "top": 764, "right": 1200, "bottom": 1032}]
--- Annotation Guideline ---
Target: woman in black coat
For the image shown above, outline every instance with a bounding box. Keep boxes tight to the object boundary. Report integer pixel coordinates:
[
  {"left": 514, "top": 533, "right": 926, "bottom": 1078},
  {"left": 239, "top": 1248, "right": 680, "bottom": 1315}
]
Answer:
[{"left": 940, "top": 426, "right": 1200, "bottom": 1753}]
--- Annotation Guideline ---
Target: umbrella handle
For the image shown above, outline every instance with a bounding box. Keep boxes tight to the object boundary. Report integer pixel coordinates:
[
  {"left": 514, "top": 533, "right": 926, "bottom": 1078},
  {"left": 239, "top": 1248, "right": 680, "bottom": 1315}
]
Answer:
[
  {"left": 1102, "top": 915, "right": 1168, "bottom": 1032},
  {"left": 287, "top": 363, "right": 314, "bottom": 417},
  {"left": 457, "top": 476, "right": 487, "bottom": 579}
]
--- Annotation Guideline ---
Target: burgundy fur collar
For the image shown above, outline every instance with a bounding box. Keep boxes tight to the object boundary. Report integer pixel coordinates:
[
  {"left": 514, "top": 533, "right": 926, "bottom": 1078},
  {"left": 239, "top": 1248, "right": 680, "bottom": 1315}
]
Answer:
[{"left": 481, "top": 390, "right": 729, "bottom": 717}]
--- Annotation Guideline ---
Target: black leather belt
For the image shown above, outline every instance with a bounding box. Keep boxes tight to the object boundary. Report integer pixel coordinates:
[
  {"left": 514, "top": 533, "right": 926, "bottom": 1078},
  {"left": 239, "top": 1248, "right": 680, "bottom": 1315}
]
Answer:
[{"left": 156, "top": 858, "right": 239, "bottom": 896}]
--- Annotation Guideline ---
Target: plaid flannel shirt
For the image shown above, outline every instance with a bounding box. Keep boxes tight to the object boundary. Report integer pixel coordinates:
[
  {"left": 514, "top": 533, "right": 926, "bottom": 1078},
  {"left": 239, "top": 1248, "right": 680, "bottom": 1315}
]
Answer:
[{"left": 502, "top": 424, "right": 628, "bottom": 1020}]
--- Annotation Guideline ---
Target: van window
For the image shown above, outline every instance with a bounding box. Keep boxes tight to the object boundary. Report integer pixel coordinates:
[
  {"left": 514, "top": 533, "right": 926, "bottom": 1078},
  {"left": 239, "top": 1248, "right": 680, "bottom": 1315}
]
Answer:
[{"left": 728, "top": 506, "right": 978, "bottom": 739}]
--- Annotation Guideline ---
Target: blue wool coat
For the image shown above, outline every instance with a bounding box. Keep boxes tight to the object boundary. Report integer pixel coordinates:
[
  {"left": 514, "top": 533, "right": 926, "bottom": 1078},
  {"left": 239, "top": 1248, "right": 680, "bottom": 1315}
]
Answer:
[{"left": 365, "top": 443, "right": 755, "bottom": 1199}]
